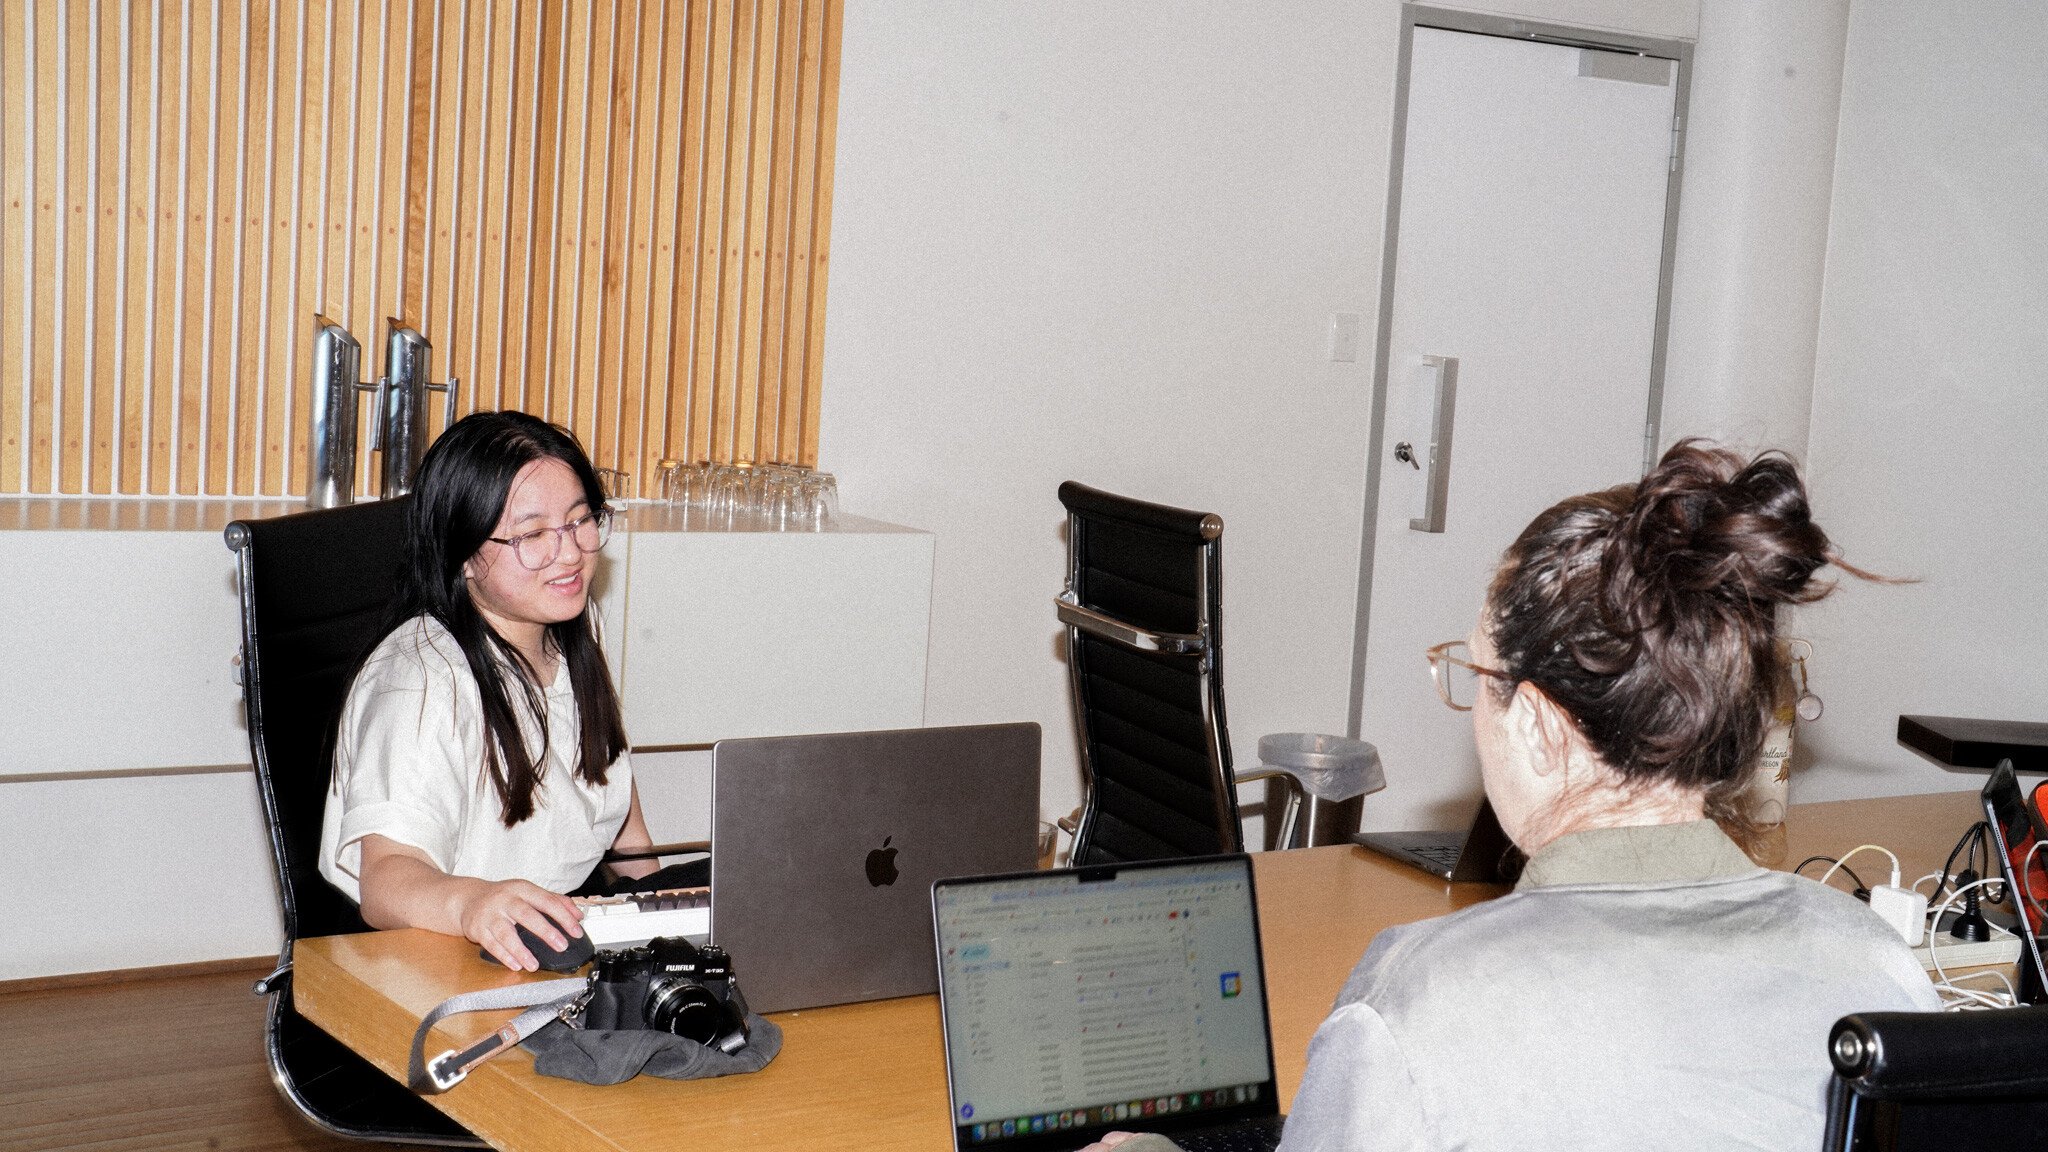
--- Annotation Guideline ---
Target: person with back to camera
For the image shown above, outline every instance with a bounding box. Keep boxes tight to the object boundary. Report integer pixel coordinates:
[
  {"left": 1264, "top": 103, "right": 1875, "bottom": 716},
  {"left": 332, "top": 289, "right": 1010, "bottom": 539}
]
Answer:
[
  {"left": 317, "top": 410, "right": 694, "bottom": 972},
  {"left": 1087, "top": 440, "right": 1940, "bottom": 1152}
]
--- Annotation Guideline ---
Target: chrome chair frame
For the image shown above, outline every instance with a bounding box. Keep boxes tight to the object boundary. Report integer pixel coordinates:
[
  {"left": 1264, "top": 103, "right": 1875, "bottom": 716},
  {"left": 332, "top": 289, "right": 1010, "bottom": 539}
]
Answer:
[
  {"left": 1056, "top": 483, "right": 1303, "bottom": 863},
  {"left": 229, "top": 503, "right": 484, "bottom": 1147}
]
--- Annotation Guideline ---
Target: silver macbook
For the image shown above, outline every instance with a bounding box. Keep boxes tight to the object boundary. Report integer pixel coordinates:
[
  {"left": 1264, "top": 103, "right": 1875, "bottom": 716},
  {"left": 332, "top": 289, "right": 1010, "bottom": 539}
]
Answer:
[
  {"left": 1349, "top": 796, "right": 1524, "bottom": 884},
  {"left": 710, "top": 722, "right": 1041, "bottom": 1014},
  {"left": 933, "top": 855, "right": 1286, "bottom": 1152}
]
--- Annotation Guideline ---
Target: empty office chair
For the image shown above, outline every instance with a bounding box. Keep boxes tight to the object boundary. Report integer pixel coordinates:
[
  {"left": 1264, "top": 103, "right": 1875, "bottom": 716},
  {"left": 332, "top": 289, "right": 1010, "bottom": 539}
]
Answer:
[
  {"left": 1823, "top": 1009, "right": 2048, "bottom": 1151},
  {"left": 1055, "top": 482, "right": 1305, "bottom": 865},
  {"left": 228, "top": 497, "right": 483, "bottom": 1146}
]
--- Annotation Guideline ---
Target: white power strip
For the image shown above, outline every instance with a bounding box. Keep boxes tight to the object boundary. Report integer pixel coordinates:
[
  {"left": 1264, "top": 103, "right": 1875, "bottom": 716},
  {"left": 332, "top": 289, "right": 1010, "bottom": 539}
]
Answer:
[{"left": 1914, "top": 920, "right": 2024, "bottom": 970}]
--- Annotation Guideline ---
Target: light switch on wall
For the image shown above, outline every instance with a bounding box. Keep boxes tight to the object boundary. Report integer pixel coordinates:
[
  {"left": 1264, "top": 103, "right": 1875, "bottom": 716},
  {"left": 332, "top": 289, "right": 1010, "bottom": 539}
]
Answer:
[{"left": 1328, "top": 312, "right": 1361, "bottom": 363}]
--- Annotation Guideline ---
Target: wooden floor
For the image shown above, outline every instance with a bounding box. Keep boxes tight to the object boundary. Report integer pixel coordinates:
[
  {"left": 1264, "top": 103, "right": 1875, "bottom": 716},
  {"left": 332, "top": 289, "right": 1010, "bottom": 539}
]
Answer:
[{"left": 0, "top": 964, "right": 428, "bottom": 1152}]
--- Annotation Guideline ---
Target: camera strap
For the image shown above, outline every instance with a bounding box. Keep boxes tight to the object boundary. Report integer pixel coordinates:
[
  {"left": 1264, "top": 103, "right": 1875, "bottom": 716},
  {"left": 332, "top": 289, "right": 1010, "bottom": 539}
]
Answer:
[{"left": 407, "top": 977, "right": 589, "bottom": 1094}]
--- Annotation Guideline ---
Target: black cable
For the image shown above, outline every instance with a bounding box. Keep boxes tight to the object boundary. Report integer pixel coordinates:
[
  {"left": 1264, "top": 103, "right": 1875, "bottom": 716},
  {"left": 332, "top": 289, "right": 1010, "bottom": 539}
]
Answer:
[
  {"left": 1794, "top": 855, "right": 1869, "bottom": 898},
  {"left": 1923, "top": 821, "right": 2006, "bottom": 942},
  {"left": 1935, "top": 821, "right": 1999, "bottom": 905}
]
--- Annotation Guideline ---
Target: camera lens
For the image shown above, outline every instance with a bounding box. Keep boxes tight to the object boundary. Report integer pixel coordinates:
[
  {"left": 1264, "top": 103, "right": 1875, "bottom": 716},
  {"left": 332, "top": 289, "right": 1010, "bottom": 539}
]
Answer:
[{"left": 645, "top": 977, "right": 724, "bottom": 1045}]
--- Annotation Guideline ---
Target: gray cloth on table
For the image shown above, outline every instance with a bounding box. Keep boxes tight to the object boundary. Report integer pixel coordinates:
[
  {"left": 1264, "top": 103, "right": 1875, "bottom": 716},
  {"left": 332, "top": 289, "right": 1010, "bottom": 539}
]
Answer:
[
  {"left": 523, "top": 1014, "right": 782, "bottom": 1085},
  {"left": 1277, "top": 820, "right": 1942, "bottom": 1152}
]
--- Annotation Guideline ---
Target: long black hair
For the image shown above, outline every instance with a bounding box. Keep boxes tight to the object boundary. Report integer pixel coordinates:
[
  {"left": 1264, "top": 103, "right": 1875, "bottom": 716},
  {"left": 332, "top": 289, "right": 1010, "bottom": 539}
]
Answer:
[{"left": 387, "top": 410, "right": 628, "bottom": 827}]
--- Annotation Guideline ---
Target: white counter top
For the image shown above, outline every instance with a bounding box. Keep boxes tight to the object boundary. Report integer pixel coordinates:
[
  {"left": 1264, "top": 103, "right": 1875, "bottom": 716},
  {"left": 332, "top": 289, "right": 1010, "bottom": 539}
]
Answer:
[{"left": 1, "top": 499, "right": 934, "bottom": 777}]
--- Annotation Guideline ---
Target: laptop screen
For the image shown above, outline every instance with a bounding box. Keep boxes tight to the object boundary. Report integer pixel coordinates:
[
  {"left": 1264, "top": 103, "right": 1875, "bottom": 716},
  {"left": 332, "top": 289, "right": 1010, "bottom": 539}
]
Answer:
[{"left": 933, "top": 855, "right": 1280, "bottom": 1150}]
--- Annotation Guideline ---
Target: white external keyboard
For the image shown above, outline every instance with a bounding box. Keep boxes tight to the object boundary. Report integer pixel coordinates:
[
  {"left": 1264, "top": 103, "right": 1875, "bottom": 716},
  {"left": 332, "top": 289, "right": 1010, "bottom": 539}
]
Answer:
[{"left": 574, "top": 886, "right": 711, "bottom": 948}]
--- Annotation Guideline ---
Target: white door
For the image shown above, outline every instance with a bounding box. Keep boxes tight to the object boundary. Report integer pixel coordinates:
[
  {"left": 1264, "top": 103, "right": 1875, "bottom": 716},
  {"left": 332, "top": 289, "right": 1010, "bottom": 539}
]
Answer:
[{"left": 1356, "top": 26, "right": 1680, "bottom": 832}]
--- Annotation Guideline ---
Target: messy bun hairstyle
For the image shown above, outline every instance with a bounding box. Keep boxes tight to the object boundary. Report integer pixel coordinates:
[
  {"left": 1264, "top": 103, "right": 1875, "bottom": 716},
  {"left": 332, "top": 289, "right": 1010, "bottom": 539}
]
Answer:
[{"left": 1484, "top": 439, "right": 1862, "bottom": 823}]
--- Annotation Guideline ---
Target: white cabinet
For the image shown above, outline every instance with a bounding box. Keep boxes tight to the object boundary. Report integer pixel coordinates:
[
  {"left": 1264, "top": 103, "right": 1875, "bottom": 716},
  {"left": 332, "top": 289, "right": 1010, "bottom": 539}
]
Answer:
[
  {"left": 0, "top": 498, "right": 932, "bottom": 979},
  {"left": 0, "top": 500, "right": 933, "bottom": 777},
  {"left": 1, "top": 498, "right": 298, "bottom": 777}
]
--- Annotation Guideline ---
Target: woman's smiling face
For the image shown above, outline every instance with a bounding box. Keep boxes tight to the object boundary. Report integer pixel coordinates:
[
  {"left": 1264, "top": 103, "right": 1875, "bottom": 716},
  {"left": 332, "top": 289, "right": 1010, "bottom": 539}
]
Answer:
[{"left": 463, "top": 457, "right": 596, "bottom": 654}]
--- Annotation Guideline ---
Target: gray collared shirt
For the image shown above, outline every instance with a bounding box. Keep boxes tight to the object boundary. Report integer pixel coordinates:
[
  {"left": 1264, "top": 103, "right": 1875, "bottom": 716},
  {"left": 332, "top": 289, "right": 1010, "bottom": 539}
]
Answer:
[{"left": 1275, "top": 820, "right": 1942, "bottom": 1152}]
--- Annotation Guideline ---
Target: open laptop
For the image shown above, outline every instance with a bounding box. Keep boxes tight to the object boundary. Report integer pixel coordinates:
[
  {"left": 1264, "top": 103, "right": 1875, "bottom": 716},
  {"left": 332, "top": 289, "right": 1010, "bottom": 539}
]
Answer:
[
  {"left": 933, "top": 855, "right": 1286, "bottom": 1152},
  {"left": 1349, "top": 795, "right": 1524, "bottom": 883},
  {"left": 1980, "top": 759, "right": 2048, "bottom": 1004},
  {"left": 709, "top": 722, "right": 1041, "bottom": 1014}
]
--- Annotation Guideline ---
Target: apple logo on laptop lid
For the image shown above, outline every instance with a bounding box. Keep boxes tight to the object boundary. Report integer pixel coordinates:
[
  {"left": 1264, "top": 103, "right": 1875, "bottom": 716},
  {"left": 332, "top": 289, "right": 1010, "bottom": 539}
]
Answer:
[{"left": 865, "top": 836, "right": 899, "bottom": 887}]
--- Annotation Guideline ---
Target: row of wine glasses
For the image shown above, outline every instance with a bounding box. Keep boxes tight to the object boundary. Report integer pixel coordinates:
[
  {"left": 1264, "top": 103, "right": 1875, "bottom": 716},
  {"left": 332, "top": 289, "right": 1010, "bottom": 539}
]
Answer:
[{"left": 654, "top": 459, "right": 841, "bottom": 530}]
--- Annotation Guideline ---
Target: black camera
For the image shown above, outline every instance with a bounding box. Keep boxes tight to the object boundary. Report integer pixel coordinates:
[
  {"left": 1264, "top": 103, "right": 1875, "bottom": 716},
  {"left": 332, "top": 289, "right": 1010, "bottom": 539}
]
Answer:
[{"left": 584, "top": 936, "right": 751, "bottom": 1053}]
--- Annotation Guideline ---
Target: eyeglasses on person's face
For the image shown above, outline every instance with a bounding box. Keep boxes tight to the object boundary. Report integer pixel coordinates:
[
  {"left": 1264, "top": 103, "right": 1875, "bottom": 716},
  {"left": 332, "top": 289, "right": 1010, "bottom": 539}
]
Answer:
[
  {"left": 1425, "top": 640, "right": 1510, "bottom": 711},
  {"left": 488, "top": 507, "right": 614, "bottom": 571}
]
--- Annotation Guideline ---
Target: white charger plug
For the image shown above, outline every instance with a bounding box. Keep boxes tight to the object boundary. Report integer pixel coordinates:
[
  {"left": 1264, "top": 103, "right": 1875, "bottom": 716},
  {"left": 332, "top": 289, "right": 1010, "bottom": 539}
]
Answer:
[
  {"left": 1869, "top": 884, "right": 1929, "bottom": 947},
  {"left": 1816, "top": 844, "right": 1927, "bottom": 946}
]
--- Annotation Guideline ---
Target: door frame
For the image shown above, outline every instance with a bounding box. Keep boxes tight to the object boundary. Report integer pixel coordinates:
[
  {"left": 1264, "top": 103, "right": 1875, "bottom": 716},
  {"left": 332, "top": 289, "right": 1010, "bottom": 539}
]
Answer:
[{"left": 1344, "top": 6, "right": 1696, "bottom": 738}]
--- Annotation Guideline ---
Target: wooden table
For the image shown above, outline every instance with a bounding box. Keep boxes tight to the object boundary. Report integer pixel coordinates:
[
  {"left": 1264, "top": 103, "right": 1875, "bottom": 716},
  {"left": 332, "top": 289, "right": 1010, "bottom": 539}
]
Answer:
[{"left": 293, "top": 790, "right": 1986, "bottom": 1151}]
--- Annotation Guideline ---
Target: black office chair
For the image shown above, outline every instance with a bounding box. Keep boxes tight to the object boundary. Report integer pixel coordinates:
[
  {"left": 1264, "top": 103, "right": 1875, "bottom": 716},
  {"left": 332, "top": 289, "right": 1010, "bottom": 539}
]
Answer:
[
  {"left": 228, "top": 497, "right": 484, "bottom": 1146},
  {"left": 1054, "top": 482, "right": 1303, "bottom": 865},
  {"left": 1824, "top": 1009, "right": 2048, "bottom": 1151}
]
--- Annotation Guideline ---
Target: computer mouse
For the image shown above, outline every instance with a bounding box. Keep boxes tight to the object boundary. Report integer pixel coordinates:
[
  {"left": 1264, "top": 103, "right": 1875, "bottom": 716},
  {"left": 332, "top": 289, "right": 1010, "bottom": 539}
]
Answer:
[{"left": 481, "top": 923, "right": 595, "bottom": 973}]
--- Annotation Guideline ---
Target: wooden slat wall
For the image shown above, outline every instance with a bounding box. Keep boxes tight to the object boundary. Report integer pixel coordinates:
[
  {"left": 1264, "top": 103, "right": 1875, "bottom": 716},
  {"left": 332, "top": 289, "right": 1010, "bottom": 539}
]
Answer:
[{"left": 0, "top": 0, "right": 841, "bottom": 498}]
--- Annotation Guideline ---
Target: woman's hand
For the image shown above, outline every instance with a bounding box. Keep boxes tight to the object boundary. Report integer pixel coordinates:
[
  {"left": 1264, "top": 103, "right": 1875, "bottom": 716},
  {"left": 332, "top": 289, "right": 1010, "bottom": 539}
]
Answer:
[
  {"left": 454, "top": 878, "right": 585, "bottom": 971},
  {"left": 1078, "top": 1133, "right": 1164, "bottom": 1152},
  {"left": 356, "top": 834, "right": 584, "bottom": 971}
]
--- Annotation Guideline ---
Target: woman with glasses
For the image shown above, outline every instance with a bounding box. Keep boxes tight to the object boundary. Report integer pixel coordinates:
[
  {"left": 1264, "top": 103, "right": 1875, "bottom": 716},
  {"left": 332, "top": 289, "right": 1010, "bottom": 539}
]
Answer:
[
  {"left": 1263, "top": 440, "right": 1944, "bottom": 1152},
  {"left": 1081, "top": 443, "right": 1940, "bottom": 1152},
  {"left": 317, "top": 410, "right": 669, "bottom": 971}
]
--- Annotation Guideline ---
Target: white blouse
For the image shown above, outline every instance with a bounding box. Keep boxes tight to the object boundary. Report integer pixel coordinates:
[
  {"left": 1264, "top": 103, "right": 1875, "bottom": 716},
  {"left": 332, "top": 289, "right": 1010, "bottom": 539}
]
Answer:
[{"left": 317, "top": 615, "right": 632, "bottom": 902}]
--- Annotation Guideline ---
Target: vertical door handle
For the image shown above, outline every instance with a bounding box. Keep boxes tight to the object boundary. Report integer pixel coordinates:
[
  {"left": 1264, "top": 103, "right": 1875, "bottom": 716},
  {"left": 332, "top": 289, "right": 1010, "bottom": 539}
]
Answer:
[{"left": 1409, "top": 355, "right": 1459, "bottom": 533}]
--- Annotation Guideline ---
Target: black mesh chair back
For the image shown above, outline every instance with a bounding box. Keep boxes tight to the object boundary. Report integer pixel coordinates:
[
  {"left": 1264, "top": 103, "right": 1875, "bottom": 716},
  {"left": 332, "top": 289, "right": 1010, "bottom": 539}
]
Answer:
[
  {"left": 228, "top": 497, "right": 480, "bottom": 1146},
  {"left": 1056, "top": 482, "right": 1243, "bottom": 865},
  {"left": 1824, "top": 1009, "right": 2048, "bottom": 1151}
]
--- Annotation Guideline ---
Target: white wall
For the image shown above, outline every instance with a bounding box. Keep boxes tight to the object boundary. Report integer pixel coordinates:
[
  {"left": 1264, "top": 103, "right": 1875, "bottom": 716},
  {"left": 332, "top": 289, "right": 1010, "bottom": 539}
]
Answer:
[
  {"left": 820, "top": 1, "right": 1700, "bottom": 833},
  {"left": 1791, "top": 0, "right": 2048, "bottom": 799},
  {"left": 820, "top": 3, "right": 1391, "bottom": 833},
  {"left": 1659, "top": 0, "right": 1849, "bottom": 458}
]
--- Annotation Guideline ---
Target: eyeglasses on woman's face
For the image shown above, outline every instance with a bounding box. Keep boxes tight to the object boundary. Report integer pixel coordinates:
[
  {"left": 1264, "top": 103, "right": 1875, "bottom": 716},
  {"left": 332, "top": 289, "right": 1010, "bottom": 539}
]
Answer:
[
  {"left": 1425, "top": 640, "right": 1509, "bottom": 711},
  {"left": 488, "top": 507, "right": 614, "bottom": 571}
]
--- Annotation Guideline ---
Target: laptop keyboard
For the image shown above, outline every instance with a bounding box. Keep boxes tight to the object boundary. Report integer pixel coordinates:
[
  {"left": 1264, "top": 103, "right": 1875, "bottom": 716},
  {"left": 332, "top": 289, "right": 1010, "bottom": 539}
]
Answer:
[
  {"left": 1166, "top": 1116, "right": 1287, "bottom": 1152},
  {"left": 1405, "top": 841, "right": 1465, "bottom": 871}
]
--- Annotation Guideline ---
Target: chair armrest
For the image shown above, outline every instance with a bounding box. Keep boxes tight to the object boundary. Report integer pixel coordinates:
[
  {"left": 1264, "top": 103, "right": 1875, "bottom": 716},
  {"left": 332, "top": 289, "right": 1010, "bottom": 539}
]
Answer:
[
  {"left": 1232, "top": 767, "right": 1299, "bottom": 789},
  {"left": 1233, "top": 768, "right": 1306, "bottom": 850},
  {"left": 1055, "top": 593, "right": 1206, "bottom": 655},
  {"left": 602, "top": 840, "right": 710, "bottom": 863},
  {"left": 1832, "top": 1010, "right": 2048, "bottom": 1099}
]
